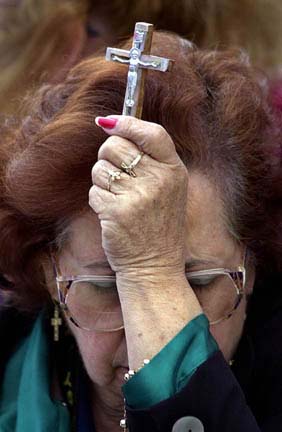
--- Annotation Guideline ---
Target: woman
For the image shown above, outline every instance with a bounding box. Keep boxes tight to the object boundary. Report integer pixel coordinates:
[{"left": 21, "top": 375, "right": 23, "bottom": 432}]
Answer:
[{"left": 0, "top": 32, "right": 281, "bottom": 431}]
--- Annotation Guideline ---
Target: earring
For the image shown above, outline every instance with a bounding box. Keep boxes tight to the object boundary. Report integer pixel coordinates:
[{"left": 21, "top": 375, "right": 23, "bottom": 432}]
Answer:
[{"left": 51, "top": 303, "right": 62, "bottom": 342}]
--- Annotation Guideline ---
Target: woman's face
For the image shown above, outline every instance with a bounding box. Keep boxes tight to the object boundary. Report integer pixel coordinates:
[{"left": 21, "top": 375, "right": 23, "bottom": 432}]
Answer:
[{"left": 53, "top": 172, "right": 254, "bottom": 395}]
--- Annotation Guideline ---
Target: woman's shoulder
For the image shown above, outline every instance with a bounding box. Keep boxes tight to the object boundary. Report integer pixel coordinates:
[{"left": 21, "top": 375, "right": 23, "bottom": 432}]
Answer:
[
  {"left": 249, "top": 272, "right": 282, "bottom": 327},
  {"left": 233, "top": 272, "right": 282, "bottom": 425},
  {"left": 0, "top": 307, "right": 35, "bottom": 381}
]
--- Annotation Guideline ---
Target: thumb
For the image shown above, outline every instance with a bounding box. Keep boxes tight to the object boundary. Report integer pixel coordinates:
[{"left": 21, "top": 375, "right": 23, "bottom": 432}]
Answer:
[{"left": 95, "top": 115, "right": 180, "bottom": 165}]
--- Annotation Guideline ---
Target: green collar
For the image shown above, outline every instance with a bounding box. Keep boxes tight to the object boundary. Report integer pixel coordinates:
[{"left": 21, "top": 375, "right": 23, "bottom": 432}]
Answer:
[{"left": 0, "top": 312, "right": 70, "bottom": 432}]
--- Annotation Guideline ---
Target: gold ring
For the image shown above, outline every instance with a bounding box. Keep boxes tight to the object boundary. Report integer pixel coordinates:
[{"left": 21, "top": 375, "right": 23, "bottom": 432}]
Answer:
[
  {"left": 108, "top": 169, "right": 122, "bottom": 192},
  {"left": 120, "top": 152, "right": 144, "bottom": 177}
]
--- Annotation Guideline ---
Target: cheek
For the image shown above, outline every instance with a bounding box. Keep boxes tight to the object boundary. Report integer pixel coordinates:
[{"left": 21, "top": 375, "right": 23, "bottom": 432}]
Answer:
[
  {"left": 210, "top": 321, "right": 235, "bottom": 361},
  {"left": 209, "top": 297, "right": 247, "bottom": 361},
  {"left": 70, "top": 324, "right": 125, "bottom": 386}
]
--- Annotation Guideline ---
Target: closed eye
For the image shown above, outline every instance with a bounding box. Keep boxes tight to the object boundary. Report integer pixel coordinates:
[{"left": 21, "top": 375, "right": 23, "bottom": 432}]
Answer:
[
  {"left": 186, "top": 274, "right": 219, "bottom": 288},
  {"left": 90, "top": 281, "right": 117, "bottom": 291},
  {"left": 72, "top": 280, "right": 117, "bottom": 293}
]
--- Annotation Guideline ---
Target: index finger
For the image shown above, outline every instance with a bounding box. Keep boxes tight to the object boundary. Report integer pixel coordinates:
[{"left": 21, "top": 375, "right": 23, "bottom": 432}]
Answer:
[{"left": 95, "top": 115, "right": 180, "bottom": 165}]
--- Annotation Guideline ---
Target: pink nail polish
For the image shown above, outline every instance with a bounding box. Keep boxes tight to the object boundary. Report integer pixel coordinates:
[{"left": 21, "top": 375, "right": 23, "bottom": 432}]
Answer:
[{"left": 96, "top": 117, "right": 118, "bottom": 129}]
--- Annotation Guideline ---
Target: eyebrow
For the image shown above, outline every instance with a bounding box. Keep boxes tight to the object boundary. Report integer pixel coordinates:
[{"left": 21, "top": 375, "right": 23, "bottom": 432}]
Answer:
[
  {"left": 83, "top": 261, "right": 113, "bottom": 271},
  {"left": 82, "top": 259, "right": 219, "bottom": 270},
  {"left": 83, "top": 259, "right": 220, "bottom": 272},
  {"left": 185, "top": 259, "right": 220, "bottom": 269}
]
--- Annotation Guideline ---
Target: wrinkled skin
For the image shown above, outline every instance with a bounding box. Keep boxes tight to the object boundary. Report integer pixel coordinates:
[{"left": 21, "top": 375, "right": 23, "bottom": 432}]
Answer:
[{"left": 49, "top": 116, "right": 254, "bottom": 431}]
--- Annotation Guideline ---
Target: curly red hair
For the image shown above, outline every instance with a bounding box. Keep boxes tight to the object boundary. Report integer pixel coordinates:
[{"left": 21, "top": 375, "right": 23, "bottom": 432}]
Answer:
[{"left": 0, "top": 32, "right": 281, "bottom": 311}]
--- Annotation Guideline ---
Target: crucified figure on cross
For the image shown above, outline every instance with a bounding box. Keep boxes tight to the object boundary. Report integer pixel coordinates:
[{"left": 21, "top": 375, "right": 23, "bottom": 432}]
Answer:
[
  {"left": 113, "top": 47, "right": 160, "bottom": 108},
  {"left": 106, "top": 22, "right": 173, "bottom": 118}
]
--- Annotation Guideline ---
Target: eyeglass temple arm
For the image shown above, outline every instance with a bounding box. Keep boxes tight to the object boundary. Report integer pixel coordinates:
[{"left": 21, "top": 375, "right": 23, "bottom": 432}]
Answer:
[{"left": 49, "top": 253, "right": 66, "bottom": 304}]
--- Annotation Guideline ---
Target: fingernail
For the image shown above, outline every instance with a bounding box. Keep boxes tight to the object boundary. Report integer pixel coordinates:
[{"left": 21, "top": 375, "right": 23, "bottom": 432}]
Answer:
[{"left": 95, "top": 117, "right": 118, "bottom": 129}]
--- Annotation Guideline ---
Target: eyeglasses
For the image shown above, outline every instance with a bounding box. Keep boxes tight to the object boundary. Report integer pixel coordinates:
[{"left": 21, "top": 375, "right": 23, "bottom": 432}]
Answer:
[
  {"left": 185, "top": 266, "right": 245, "bottom": 325},
  {"left": 55, "top": 274, "right": 124, "bottom": 332},
  {"left": 53, "top": 259, "right": 246, "bottom": 332}
]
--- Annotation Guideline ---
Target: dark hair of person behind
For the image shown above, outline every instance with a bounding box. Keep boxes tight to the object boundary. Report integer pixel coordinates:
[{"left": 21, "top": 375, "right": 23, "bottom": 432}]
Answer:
[{"left": 0, "top": 32, "right": 281, "bottom": 312}]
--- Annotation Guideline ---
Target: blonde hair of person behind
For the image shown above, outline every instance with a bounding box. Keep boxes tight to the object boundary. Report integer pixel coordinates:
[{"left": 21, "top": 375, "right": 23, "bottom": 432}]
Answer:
[
  {"left": 201, "top": 0, "right": 282, "bottom": 71},
  {"left": 0, "top": 0, "right": 89, "bottom": 114}
]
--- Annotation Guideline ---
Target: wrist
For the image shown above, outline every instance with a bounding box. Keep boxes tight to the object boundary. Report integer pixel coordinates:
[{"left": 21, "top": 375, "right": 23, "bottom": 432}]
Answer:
[
  {"left": 110, "top": 246, "right": 186, "bottom": 277},
  {"left": 116, "top": 271, "right": 203, "bottom": 368},
  {"left": 116, "top": 266, "right": 187, "bottom": 289}
]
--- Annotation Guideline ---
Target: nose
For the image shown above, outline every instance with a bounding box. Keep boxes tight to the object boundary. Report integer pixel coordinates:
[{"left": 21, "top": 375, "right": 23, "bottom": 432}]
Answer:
[{"left": 114, "top": 330, "right": 128, "bottom": 366}]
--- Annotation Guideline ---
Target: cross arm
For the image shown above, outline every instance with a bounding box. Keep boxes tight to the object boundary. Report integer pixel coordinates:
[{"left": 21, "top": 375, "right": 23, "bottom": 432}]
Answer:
[
  {"left": 138, "top": 54, "right": 173, "bottom": 72},
  {"left": 106, "top": 48, "right": 130, "bottom": 63},
  {"left": 106, "top": 48, "right": 173, "bottom": 72}
]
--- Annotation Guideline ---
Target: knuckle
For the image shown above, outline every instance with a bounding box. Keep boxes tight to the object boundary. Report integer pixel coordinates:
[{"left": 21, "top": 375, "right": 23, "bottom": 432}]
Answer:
[
  {"left": 151, "top": 124, "right": 169, "bottom": 142},
  {"left": 91, "top": 159, "right": 107, "bottom": 182},
  {"left": 98, "top": 136, "right": 119, "bottom": 159},
  {"left": 91, "top": 164, "right": 97, "bottom": 182},
  {"left": 121, "top": 118, "right": 134, "bottom": 137},
  {"left": 88, "top": 185, "right": 104, "bottom": 212},
  {"left": 88, "top": 185, "right": 96, "bottom": 206}
]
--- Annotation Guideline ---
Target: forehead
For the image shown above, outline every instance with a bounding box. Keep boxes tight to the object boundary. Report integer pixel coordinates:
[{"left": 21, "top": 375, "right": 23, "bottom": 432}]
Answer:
[
  {"left": 61, "top": 172, "right": 237, "bottom": 270},
  {"left": 185, "top": 172, "right": 235, "bottom": 261}
]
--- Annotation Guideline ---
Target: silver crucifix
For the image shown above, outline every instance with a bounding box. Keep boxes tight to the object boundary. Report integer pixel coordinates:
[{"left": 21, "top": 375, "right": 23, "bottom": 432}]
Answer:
[{"left": 106, "top": 22, "right": 173, "bottom": 118}]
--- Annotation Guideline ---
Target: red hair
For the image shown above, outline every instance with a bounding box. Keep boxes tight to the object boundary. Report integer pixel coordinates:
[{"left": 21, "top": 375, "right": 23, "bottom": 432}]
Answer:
[{"left": 0, "top": 32, "right": 281, "bottom": 311}]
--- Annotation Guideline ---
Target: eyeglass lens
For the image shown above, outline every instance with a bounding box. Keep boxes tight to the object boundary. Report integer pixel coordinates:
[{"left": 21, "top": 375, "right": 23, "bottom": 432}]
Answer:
[
  {"left": 65, "top": 279, "right": 123, "bottom": 331},
  {"left": 187, "top": 273, "right": 240, "bottom": 323}
]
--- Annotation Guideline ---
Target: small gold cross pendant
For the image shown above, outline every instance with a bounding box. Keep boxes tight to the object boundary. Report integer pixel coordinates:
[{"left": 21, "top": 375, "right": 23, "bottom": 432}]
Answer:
[{"left": 51, "top": 305, "right": 62, "bottom": 342}]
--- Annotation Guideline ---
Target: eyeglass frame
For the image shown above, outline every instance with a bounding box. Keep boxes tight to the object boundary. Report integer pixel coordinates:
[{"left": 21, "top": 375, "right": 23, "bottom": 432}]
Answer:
[
  {"left": 55, "top": 273, "right": 125, "bottom": 332},
  {"left": 52, "top": 255, "right": 246, "bottom": 331},
  {"left": 185, "top": 266, "right": 245, "bottom": 325}
]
